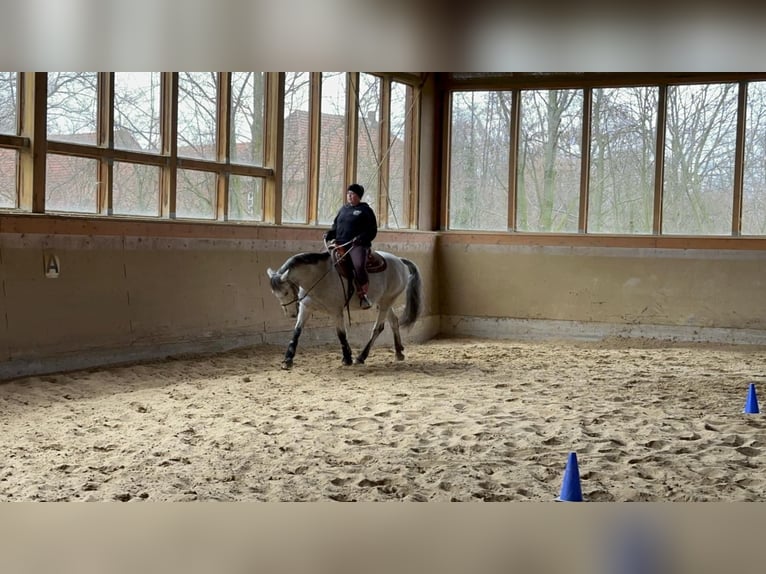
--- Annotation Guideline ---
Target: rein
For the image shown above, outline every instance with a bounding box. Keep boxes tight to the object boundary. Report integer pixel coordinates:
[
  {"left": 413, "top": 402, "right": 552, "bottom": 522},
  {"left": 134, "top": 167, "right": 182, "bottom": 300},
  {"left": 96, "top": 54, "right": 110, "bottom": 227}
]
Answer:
[{"left": 279, "top": 239, "right": 356, "bottom": 308}]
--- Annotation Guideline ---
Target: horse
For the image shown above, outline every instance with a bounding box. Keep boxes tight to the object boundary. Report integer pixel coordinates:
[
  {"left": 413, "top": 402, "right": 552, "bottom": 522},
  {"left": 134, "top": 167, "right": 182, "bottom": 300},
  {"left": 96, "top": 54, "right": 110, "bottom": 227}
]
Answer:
[{"left": 266, "top": 247, "right": 422, "bottom": 369}]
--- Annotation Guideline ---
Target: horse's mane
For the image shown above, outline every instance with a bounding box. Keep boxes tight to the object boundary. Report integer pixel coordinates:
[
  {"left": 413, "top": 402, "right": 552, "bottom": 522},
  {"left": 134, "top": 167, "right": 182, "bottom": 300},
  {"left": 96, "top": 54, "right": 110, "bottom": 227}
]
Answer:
[{"left": 277, "top": 251, "right": 331, "bottom": 276}]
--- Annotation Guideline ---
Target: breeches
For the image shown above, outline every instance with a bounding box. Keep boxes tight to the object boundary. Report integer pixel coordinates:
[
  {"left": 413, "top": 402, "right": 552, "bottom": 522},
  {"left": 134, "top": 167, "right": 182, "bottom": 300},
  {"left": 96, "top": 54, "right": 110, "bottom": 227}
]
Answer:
[{"left": 349, "top": 246, "right": 369, "bottom": 286}]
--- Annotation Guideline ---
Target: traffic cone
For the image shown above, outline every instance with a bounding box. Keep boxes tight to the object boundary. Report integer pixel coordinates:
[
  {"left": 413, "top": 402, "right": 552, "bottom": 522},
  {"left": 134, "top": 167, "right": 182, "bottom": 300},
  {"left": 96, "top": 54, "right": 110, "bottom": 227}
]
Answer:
[
  {"left": 556, "top": 451, "right": 584, "bottom": 502},
  {"left": 744, "top": 383, "right": 760, "bottom": 414}
]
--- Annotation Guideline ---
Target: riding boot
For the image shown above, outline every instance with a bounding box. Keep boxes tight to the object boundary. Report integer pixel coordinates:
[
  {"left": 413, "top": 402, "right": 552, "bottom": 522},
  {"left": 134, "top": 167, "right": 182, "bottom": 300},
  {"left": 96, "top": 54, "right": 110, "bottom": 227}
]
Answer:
[{"left": 358, "top": 283, "right": 372, "bottom": 310}]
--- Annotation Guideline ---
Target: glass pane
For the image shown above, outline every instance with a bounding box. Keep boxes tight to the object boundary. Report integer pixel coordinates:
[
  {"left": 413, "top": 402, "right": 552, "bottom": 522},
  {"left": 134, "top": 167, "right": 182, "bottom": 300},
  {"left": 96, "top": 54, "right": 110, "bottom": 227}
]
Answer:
[
  {"left": 282, "top": 72, "right": 310, "bottom": 224},
  {"left": 449, "top": 91, "right": 511, "bottom": 231},
  {"left": 0, "top": 72, "right": 18, "bottom": 135},
  {"left": 46, "top": 154, "right": 98, "bottom": 213},
  {"left": 229, "top": 175, "right": 263, "bottom": 221},
  {"left": 743, "top": 81, "right": 766, "bottom": 235},
  {"left": 0, "top": 148, "right": 17, "bottom": 208},
  {"left": 387, "top": 81, "right": 412, "bottom": 229},
  {"left": 114, "top": 72, "right": 161, "bottom": 152},
  {"left": 113, "top": 161, "right": 160, "bottom": 217},
  {"left": 357, "top": 73, "right": 381, "bottom": 215},
  {"left": 230, "top": 72, "right": 265, "bottom": 166},
  {"left": 588, "top": 87, "right": 658, "bottom": 234},
  {"left": 47, "top": 72, "right": 98, "bottom": 145},
  {"left": 517, "top": 89, "right": 583, "bottom": 233},
  {"left": 663, "top": 83, "right": 738, "bottom": 235},
  {"left": 318, "top": 72, "right": 346, "bottom": 225},
  {"left": 177, "top": 72, "right": 218, "bottom": 160},
  {"left": 176, "top": 168, "right": 216, "bottom": 219}
]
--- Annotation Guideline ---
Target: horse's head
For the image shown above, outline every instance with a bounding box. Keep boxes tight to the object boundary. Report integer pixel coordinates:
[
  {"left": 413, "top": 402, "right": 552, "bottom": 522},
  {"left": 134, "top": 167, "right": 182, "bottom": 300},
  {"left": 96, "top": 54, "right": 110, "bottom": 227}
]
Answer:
[{"left": 266, "top": 267, "right": 300, "bottom": 318}]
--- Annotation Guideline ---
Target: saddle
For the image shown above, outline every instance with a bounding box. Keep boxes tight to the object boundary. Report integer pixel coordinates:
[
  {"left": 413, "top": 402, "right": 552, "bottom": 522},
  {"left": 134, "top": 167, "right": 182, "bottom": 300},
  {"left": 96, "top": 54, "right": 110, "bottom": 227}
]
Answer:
[{"left": 330, "top": 245, "right": 387, "bottom": 280}]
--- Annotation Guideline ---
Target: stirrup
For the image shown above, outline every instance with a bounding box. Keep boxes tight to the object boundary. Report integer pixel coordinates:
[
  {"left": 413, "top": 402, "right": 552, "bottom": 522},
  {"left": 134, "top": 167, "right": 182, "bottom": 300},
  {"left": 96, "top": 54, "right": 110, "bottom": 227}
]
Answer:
[{"left": 359, "top": 295, "right": 372, "bottom": 310}]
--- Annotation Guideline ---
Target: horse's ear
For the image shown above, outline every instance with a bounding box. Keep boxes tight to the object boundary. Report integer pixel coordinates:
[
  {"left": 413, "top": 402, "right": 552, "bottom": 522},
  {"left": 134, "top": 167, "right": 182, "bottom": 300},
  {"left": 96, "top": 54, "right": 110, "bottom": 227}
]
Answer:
[
  {"left": 279, "top": 270, "right": 290, "bottom": 282},
  {"left": 266, "top": 268, "right": 276, "bottom": 278}
]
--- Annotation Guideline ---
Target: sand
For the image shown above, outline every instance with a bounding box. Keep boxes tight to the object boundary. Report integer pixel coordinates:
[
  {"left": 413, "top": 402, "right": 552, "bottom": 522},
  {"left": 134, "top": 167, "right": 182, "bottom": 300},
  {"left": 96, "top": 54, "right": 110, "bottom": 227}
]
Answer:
[{"left": 1, "top": 337, "right": 765, "bottom": 502}]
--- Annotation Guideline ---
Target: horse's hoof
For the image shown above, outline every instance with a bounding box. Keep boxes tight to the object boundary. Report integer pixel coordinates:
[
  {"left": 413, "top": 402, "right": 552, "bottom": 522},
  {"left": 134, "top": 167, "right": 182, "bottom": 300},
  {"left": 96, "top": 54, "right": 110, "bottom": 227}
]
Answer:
[
  {"left": 395, "top": 353, "right": 405, "bottom": 361},
  {"left": 342, "top": 358, "right": 353, "bottom": 366},
  {"left": 281, "top": 361, "right": 293, "bottom": 370},
  {"left": 354, "top": 357, "right": 365, "bottom": 365}
]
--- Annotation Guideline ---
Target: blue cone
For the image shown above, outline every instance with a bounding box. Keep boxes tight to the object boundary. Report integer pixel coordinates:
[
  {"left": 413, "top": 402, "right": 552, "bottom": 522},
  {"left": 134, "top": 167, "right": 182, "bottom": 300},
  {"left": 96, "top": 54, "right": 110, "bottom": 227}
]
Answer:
[
  {"left": 744, "top": 383, "right": 760, "bottom": 414},
  {"left": 556, "top": 451, "right": 584, "bottom": 502}
]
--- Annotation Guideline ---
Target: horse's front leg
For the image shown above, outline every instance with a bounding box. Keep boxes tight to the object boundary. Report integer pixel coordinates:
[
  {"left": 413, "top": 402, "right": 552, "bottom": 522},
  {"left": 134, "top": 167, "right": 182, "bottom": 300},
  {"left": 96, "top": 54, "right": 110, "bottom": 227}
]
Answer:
[
  {"left": 335, "top": 313, "right": 353, "bottom": 366},
  {"left": 355, "top": 306, "right": 388, "bottom": 364},
  {"left": 282, "top": 303, "right": 309, "bottom": 370}
]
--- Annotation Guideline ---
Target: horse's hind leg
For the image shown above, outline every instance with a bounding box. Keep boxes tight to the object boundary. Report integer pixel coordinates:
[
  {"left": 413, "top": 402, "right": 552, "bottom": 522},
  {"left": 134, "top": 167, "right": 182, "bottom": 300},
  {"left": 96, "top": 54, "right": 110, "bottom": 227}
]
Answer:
[
  {"left": 355, "top": 307, "right": 388, "bottom": 364},
  {"left": 387, "top": 307, "right": 405, "bottom": 361},
  {"left": 335, "top": 314, "right": 353, "bottom": 366}
]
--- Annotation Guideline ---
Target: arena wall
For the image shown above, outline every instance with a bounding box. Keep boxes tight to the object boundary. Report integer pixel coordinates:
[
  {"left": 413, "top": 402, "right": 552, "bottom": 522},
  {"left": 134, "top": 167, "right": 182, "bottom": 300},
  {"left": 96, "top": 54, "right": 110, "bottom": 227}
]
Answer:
[
  {"left": 3, "top": 215, "right": 766, "bottom": 380},
  {"left": 438, "top": 233, "right": 766, "bottom": 346},
  {"left": 0, "top": 216, "right": 439, "bottom": 380}
]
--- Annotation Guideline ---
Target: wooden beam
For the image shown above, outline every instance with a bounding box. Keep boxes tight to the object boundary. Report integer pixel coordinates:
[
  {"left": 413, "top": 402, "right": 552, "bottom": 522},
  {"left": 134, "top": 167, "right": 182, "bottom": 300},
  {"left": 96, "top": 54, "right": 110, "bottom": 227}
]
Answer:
[
  {"left": 161, "top": 72, "right": 178, "bottom": 219},
  {"left": 653, "top": 85, "right": 667, "bottom": 235},
  {"left": 308, "top": 72, "right": 321, "bottom": 225},
  {"left": 18, "top": 72, "right": 47, "bottom": 213},
  {"left": 264, "top": 72, "right": 284, "bottom": 225},
  {"left": 97, "top": 72, "right": 113, "bottom": 215},
  {"left": 732, "top": 81, "right": 747, "bottom": 236},
  {"left": 216, "top": 72, "right": 231, "bottom": 221},
  {"left": 578, "top": 88, "right": 592, "bottom": 233}
]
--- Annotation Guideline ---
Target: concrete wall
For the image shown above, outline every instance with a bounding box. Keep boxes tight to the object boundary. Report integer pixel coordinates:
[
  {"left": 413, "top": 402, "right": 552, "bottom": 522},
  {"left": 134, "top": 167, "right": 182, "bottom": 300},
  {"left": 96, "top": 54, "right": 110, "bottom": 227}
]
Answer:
[
  {"left": 0, "top": 219, "right": 439, "bottom": 380},
  {"left": 3, "top": 216, "right": 766, "bottom": 380},
  {"left": 438, "top": 236, "right": 766, "bottom": 345}
]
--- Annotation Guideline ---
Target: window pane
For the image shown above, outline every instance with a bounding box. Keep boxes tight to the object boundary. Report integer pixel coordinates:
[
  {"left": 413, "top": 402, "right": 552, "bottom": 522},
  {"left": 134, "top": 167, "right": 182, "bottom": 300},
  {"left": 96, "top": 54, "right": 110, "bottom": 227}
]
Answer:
[
  {"left": 177, "top": 73, "right": 218, "bottom": 160},
  {"left": 588, "top": 87, "right": 657, "bottom": 234},
  {"left": 114, "top": 72, "right": 161, "bottom": 153},
  {"left": 47, "top": 72, "right": 98, "bottom": 145},
  {"left": 318, "top": 72, "right": 346, "bottom": 225},
  {"left": 46, "top": 154, "right": 98, "bottom": 213},
  {"left": 357, "top": 73, "right": 381, "bottom": 216},
  {"left": 517, "top": 89, "right": 582, "bottom": 233},
  {"left": 282, "top": 72, "right": 310, "bottom": 224},
  {"left": 0, "top": 148, "right": 17, "bottom": 208},
  {"left": 231, "top": 72, "right": 265, "bottom": 166},
  {"left": 176, "top": 169, "right": 216, "bottom": 219},
  {"left": 387, "top": 81, "right": 411, "bottom": 229},
  {"left": 0, "top": 72, "right": 18, "bottom": 135},
  {"left": 663, "top": 83, "right": 738, "bottom": 235},
  {"left": 113, "top": 161, "right": 160, "bottom": 217},
  {"left": 743, "top": 82, "right": 766, "bottom": 235},
  {"left": 229, "top": 175, "right": 263, "bottom": 221},
  {"left": 449, "top": 91, "right": 510, "bottom": 231}
]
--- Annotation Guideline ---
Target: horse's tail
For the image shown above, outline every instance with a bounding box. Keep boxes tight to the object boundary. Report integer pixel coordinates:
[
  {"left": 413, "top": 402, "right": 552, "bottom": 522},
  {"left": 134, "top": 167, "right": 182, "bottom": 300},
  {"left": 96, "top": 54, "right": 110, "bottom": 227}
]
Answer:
[{"left": 399, "top": 258, "right": 422, "bottom": 329}]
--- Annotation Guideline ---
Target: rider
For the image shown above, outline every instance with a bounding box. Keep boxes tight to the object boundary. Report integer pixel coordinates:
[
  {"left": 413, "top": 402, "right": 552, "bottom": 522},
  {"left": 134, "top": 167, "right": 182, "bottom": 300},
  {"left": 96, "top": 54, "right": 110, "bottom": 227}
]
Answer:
[{"left": 323, "top": 183, "right": 378, "bottom": 310}]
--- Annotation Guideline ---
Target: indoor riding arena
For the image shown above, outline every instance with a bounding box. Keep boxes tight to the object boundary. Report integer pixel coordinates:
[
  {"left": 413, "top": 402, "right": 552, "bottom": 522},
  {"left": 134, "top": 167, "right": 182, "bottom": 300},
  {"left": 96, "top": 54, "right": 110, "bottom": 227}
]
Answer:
[{"left": 2, "top": 73, "right": 766, "bottom": 503}]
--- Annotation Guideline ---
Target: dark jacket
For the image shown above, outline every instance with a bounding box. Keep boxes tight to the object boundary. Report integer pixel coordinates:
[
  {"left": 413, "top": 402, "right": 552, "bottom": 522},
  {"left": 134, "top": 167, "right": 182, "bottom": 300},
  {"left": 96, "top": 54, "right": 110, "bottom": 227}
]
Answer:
[{"left": 325, "top": 202, "right": 378, "bottom": 247}]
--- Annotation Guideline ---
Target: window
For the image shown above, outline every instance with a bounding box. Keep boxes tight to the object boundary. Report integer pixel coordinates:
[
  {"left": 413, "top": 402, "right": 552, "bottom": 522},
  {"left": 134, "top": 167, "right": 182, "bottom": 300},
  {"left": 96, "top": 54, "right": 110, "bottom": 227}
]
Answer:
[
  {"left": 588, "top": 87, "right": 657, "bottom": 234},
  {"left": 517, "top": 89, "right": 583, "bottom": 233},
  {"left": 387, "top": 81, "right": 413, "bottom": 229},
  {"left": 743, "top": 82, "right": 766, "bottom": 235},
  {"left": 0, "top": 72, "right": 18, "bottom": 209},
  {"left": 282, "top": 72, "right": 310, "bottom": 224},
  {"left": 281, "top": 72, "right": 420, "bottom": 228},
  {"left": 318, "top": 72, "right": 347, "bottom": 225},
  {"left": 447, "top": 76, "right": 766, "bottom": 237},
  {"left": 662, "top": 83, "right": 737, "bottom": 235},
  {"left": 449, "top": 91, "right": 510, "bottom": 231},
  {"left": 357, "top": 73, "right": 381, "bottom": 216}
]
